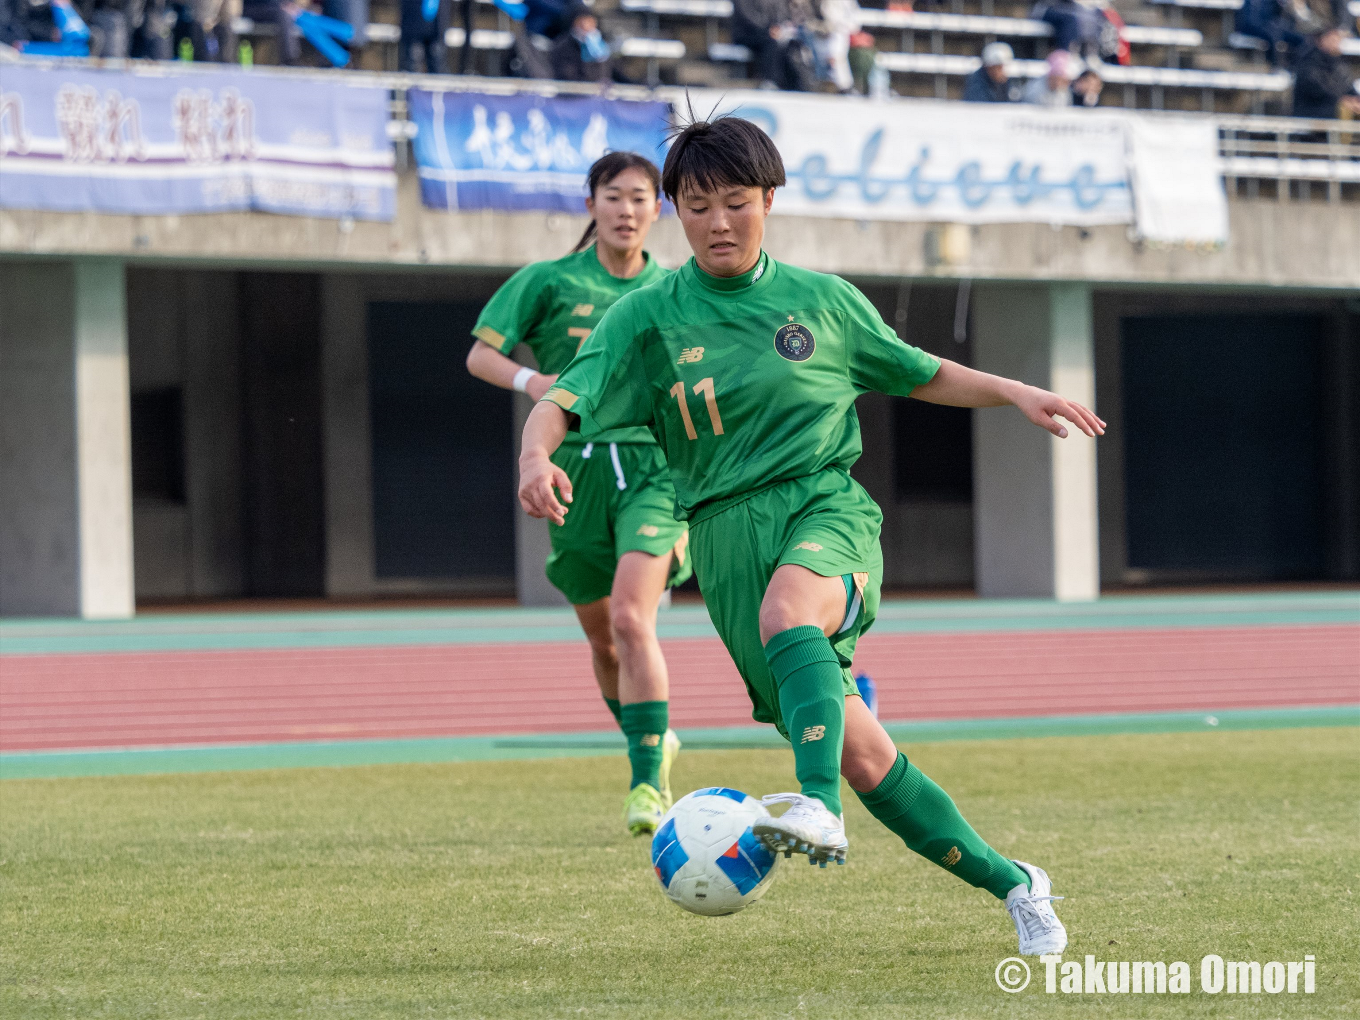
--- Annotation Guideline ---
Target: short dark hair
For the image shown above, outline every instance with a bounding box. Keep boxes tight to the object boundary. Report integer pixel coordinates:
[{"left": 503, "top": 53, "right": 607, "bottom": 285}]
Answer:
[
  {"left": 660, "top": 115, "right": 786, "bottom": 203},
  {"left": 570, "top": 151, "right": 662, "bottom": 253}
]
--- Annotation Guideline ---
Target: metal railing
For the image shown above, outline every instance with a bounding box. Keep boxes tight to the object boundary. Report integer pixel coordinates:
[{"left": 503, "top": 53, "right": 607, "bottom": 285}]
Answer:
[{"left": 1218, "top": 114, "right": 1360, "bottom": 202}]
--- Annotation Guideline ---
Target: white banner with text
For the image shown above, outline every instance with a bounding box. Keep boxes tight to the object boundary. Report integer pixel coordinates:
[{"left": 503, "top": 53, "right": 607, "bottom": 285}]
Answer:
[{"left": 679, "top": 91, "right": 1140, "bottom": 227}]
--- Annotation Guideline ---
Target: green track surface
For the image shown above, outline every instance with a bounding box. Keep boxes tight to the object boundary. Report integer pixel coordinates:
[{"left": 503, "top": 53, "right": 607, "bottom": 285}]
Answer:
[
  {"left": 2, "top": 727, "right": 1357, "bottom": 1019},
  {"left": 2, "top": 705, "right": 1356, "bottom": 779},
  {"left": 2, "top": 591, "right": 1356, "bottom": 655}
]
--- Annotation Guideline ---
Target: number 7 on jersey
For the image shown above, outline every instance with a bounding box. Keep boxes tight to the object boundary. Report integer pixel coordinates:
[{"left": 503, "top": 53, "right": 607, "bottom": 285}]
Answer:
[{"left": 669, "top": 378, "right": 725, "bottom": 440}]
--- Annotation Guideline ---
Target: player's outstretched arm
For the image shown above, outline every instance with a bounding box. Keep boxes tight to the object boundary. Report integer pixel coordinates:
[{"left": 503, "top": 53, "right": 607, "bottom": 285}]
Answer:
[
  {"left": 910, "top": 359, "right": 1106, "bottom": 439},
  {"left": 466, "top": 341, "right": 558, "bottom": 400},
  {"left": 518, "top": 401, "right": 573, "bottom": 525}
]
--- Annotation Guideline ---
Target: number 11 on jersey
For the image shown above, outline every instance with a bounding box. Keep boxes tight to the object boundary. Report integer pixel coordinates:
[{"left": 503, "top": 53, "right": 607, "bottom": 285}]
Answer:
[{"left": 669, "top": 378, "right": 725, "bottom": 440}]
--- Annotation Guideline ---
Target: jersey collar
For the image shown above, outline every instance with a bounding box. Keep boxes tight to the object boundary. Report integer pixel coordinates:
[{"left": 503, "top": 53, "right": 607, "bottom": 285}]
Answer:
[
  {"left": 588, "top": 245, "right": 659, "bottom": 283},
  {"left": 685, "top": 251, "right": 772, "bottom": 294}
]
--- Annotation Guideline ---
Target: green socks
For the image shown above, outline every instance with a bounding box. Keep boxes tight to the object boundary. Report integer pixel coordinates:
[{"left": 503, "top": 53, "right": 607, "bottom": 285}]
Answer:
[
  {"left": 604, "top": 697, "right": 623, "bottom": 726},
  {"left": 857, "top": 751, "right": 1029, "bottom": 899},
  {"left": 764, "top": 625, "right": 846, "bottom": 816},
  {"left": 620, "top": 701, "right": 668, "bottom": 791}
]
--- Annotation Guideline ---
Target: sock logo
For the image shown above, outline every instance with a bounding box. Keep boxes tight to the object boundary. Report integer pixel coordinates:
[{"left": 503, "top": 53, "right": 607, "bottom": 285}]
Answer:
[
  {"left": 941, "top": 846, "right": 962, "bottom": 868},
  {"left": 640, "top": 733, "right": 661, "bottom": 747},
  {"left": 800, "top": 725, "right": 826, "bottom": 743}
]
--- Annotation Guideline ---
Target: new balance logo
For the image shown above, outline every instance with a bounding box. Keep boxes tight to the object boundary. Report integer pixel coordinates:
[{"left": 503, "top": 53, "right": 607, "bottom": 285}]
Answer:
[
  {"left": 571, "top": 304, "right": 594, "bottom": 317},
  {"left": 800, "top": 725, "right": 826, "bottom": 744},
  {"left": 677, "top": 347, "right": 705, "bottom": 364},
  {"left": 636, "top": 524, "right": 660, "bottom": 537},
  {"left": 941, "top": 846, "right": 962, "bottom": 868},
  {"left": 641, "top": 733, "right": 661, "bottom": 747},
  {"left": 795, "top": 541, "right": 824, "bottom": 552}
]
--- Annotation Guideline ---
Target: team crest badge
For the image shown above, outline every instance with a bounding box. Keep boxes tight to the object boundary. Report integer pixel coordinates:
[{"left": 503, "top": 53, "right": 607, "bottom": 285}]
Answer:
[{"left": 774, "top": 322, "right": 815, "bottom": 362}]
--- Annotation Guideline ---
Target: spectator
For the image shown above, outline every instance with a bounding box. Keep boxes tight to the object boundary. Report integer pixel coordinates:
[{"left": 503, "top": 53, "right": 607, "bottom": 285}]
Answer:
[
  {"left": 1235, "top": 0, "right": 1317, "bottom": 67},
  {"left": 491, "top": 0, "right": 574, "bottom": 78},
  {"left": 172, "top": 0, "right": 239, "bottom": 60},
  {"left": 962, "top": 41, "right": 1019, "bottom": 102},
  {"left": 1022, "top": 48, "right": 1083, "bottom": 106},
  {"left": 1292, "top": 25, "right": 1360, "bottom": 118},
  {"left": 1093, "top": 0, "right": 1129, "bottom": 65},
  {"left": 12, "top": 0, "right": 90, "bottom": 53},
  {"left": 807, "top": 0, "right": 861, "bottom": 94},
  {"left": 132, "top": 0, "right": 175, "bottom": 58},
  {"left": 2, "top": 0, "right": 45, "bottom": 48},
  {"left": 1071, "top": 64, "right": 1103, "bottom": 106},
  {"left": 1030, "top": 0, "right": 1103, "bottom": 57},
  {"left": 83, "top": 0, "right": 131, "bottom": 57},
  {"left": 847, "top": 28, "right": 875, "bottom": 93},
  {"left": 733, "top": 0, "right": 812, "bottom": 91},
  {"left": 241, "top": 0, "right": 299, "bottom": 63},
  {"left": 1330, "top": 0, "right": 1355, "bottom": 33},
  {"left": 520, "top": 0, "right": 571, "bottom": 39},
  {"left": 399, "top": 0, "right": 445, "bottom": 72},
  {"left": 321, "top": 0, "right": 364, "bottom": 57},
  {"left": 549, "top": 2, "right": 614, "bottom": 81}
]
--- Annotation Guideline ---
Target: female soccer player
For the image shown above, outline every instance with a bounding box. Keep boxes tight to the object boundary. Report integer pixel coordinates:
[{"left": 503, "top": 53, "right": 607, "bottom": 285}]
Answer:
[
  {"left": 466, "top": 151, "right": 691, "bottom": 837},
  {"left": 517, "top": 118, "right": 1105, "bottom": 955}
]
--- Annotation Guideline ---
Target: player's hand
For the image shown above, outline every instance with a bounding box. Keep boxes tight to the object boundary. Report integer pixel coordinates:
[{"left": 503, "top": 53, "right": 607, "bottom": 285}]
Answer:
[
  {"left": 518, "top": 451, "right": 573, "bottom": 525},
  {"left": 1012, "top": 385, "right": 1106, "bottom": 439},
  {"left": 524, "top": 373, "right": 558, "bottom": 402}
]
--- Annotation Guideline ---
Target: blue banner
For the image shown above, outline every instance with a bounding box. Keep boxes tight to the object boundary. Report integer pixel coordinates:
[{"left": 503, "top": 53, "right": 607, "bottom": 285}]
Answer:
[
  {"left": 0, "top": 65, "right": 396, "bottom": 220},
  {"left": 408, "top": 90, "right": 669, "bottom": 213}
]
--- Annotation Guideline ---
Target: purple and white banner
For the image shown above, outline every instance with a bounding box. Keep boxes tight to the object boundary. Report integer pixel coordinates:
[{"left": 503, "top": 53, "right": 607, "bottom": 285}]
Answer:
[
  {"left": 0, "top": 65, "right": 396, "bottom": 220},
  {"left": 409, "top": 89, "right": 670, "bottom": 213}
]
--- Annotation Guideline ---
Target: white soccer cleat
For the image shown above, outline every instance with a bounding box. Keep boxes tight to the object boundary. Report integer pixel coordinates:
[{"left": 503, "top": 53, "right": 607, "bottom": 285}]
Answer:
[
  {"left": 1005, "top": 860, "right": 1068, "bottom": 956},
  {"left": 754, "top": 792, "right": 848, "bottom": 868}
]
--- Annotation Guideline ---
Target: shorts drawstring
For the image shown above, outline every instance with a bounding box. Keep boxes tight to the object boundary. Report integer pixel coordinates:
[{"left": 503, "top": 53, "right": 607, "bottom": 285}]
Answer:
[
  {"left": 581, "top": 442, "right": 594, "bottom": 459},
  {"left": 609, "top": 442, "right": 627, "bottom": 490}
]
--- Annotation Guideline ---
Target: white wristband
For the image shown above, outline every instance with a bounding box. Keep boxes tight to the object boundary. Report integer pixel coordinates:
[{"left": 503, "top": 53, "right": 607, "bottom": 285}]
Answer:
[{"left": 512, "top": 367, "right": 539, "bottom": 394}]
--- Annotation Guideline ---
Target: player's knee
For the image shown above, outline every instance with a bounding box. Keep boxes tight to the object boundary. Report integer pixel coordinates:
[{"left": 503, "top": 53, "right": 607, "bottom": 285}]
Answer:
[
  {"left": 609, "top": 600, "right": 650, "bottom": 649},
  {"left": 587, "top": 632, "right": 618, "bottom": 667},
  {"left": 758, "top": 597, "right": 798, "bottom": 644},
  {"left": 840, "top": 751, "right": 880, "bottom": 793}
]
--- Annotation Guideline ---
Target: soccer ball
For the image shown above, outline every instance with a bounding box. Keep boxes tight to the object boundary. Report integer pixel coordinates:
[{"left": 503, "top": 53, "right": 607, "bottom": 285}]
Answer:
[{"left": 650, "top": 787, "right": 780, "bottom": 916}]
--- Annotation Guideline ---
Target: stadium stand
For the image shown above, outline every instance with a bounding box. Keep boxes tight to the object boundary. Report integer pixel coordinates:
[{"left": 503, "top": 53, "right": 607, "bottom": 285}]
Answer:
[
  {"left": 1230, "top": 32, "right": 1360, "bottom": 58},
  {"left": 49, "top": 0, "right": 1356, "bottom": 116}
]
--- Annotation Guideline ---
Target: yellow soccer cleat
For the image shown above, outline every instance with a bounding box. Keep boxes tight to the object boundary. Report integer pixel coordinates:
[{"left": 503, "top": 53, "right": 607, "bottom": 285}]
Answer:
[
  {"left": 657, "top": 728, "right": 682, "bottom": 809},
  {"left": 623, "top": 782, "right": 667, "bottom": 837}
]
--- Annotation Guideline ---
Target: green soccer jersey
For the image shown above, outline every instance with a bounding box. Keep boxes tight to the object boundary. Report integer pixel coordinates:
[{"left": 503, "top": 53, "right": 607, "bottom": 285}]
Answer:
[
  {"left": 472, "top": 246, "right": 670, "bottom": 445},
  {"left": 544, "top": 252, "right": 942, "bottom": 521}
]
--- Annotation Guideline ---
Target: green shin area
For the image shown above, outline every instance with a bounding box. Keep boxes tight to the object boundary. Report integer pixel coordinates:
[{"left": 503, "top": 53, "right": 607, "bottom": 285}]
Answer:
[{"left": 2, "top": 727, "right": 1357, "bottom": 1019}]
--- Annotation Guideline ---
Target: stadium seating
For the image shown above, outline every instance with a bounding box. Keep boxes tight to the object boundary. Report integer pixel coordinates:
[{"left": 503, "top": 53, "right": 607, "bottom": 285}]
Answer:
[
  {"left": 227, "top": 0, "right": 1357, "bottom": 117},
  {"left": 1230, "top": 32, "right": 1360, "bottom": 58}
]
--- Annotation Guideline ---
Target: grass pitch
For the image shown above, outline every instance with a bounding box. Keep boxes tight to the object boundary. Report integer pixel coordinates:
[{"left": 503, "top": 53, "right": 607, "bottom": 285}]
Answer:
[{"left": 2, "top": 727, "right": 1357, "bottom": 1019}]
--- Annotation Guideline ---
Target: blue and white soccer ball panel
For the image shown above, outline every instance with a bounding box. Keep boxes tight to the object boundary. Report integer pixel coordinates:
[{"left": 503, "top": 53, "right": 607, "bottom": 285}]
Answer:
[{"left": 651, "top": 787, "right": 780, "bottom": 916}]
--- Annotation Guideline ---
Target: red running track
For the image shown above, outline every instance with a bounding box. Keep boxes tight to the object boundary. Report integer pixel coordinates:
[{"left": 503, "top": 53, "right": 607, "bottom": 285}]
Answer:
[{"left": 1, "top": 625, "right": 1357, "bottom": 752}]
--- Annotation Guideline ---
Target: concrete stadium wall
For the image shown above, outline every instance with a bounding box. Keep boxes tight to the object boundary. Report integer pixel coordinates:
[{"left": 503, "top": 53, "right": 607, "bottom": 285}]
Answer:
[{"left": 100, "top": 268, "right": 1355, "bottom": 608}]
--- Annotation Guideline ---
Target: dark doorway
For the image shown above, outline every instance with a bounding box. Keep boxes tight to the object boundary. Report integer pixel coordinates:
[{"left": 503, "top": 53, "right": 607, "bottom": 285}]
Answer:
[
  {"left": 240, "top": 272, "right": 326, "bottom": 597},
  {"left": 1121, "top": 314, "right": 1326, "bottom": 580},
  {"left": 368, "top": 301, "right": 515, "bottom": 585}
]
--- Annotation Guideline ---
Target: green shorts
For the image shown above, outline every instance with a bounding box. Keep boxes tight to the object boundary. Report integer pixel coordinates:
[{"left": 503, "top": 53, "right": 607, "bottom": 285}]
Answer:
[
  {"left": 545, "top": 441, "right": 692, "bottom": 606},
  {"left": 689, "top": 468, "right": 883, "bottom": 739}
]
